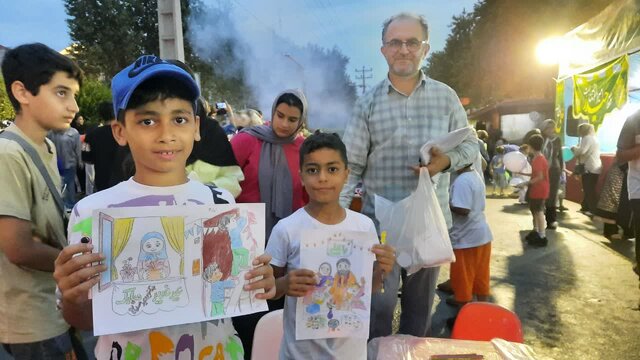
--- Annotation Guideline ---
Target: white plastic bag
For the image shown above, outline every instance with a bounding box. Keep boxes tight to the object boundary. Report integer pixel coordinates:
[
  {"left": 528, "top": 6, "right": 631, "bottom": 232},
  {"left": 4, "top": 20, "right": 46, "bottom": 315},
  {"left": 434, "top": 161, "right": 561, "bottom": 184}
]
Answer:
[{"left": 375, "top": 169, "right": 455, "bottom": 274}]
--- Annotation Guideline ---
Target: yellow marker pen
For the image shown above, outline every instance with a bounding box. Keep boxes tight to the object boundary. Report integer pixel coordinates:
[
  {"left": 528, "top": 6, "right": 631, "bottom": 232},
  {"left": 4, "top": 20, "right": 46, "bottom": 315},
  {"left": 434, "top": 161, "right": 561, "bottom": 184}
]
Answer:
[{"left": 379, "top": 231, "right": 387, "bottom": 293}]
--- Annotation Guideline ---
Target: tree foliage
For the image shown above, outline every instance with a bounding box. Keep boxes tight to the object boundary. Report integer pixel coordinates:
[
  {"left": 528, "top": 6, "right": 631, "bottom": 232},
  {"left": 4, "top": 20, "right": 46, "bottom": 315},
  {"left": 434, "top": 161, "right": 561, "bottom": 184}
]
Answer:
[
  {"left": 426, "top": 0, "right": 615, "bottom": 108},
  {"left": 65, "top": 0, "right": 159, "bottom": 78},
  {"left": 0, "top": 76, "right": 16, "bottom": 120},
  {"left": 64, "top": 0, "right": 251, "bottom": 106},
  {"left": 76, "top": 77, "right": 112, "bottom": 125}
]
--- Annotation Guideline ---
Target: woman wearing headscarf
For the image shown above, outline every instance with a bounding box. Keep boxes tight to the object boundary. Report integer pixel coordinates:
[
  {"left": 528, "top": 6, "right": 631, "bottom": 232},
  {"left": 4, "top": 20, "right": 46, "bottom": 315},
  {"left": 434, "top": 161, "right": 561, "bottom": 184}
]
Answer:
[
  {"left": 541, "top": 119, "right": 563, "bottom": 229},
  {"left": 230, "top": 90, "right": 309, "bottom": 358},
  {"left": 230, "top": 89, "right": 309, "bottom": 238},
  {"left": 572, "top": 123, "right": 602, "bottom": 215}
]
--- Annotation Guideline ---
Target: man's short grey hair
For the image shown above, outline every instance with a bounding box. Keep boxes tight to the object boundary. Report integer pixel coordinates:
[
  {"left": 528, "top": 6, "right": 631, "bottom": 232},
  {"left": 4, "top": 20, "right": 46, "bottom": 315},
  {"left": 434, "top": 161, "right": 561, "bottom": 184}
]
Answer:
[{"left": 382, "top": 13, "right": 429, "bottom": 43}]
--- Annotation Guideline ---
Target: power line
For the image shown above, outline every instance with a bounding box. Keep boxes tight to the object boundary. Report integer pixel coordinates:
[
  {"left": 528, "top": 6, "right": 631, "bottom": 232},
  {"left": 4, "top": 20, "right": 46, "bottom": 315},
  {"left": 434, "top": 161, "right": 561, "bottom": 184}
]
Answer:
[
  {"left": 354, "top": 66, "right": 373, "bottom": 94},
  {"left": 301, "top": 0, "right": 334, "bottom": 41},
  {"left": 317, "top": 0, "right": 340, "bottom": 30},
  {"left": 230, "top": 0, "right": 277, "bottom": 34},
  {"left": 322, "top": 0, "right": 343, "bottom": 30}
]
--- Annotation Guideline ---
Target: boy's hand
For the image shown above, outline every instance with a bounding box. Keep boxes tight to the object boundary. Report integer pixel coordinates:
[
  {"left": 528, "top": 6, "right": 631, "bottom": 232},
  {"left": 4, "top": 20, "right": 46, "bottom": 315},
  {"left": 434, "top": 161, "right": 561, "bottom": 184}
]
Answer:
[
  {"left": 244, "top": 253, "right": 276, "bottom": 300},
  {"left": 53, "top": 243, "right": 106, "bottom": 305},
  {"left": 371, "top": 244, "right": 395, "bottom": 274},
  {"left": 286, "top": 269, "right": 317, "bottom": 297}
]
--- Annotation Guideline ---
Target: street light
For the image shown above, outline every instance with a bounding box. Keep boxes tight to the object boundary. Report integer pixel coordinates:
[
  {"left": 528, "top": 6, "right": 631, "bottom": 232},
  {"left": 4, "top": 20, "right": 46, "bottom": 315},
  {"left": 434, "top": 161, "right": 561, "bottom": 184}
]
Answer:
[
  {"left": 536, "top": 36, "right": 603, "bottom": 68},
  {"left": 536, "top": 37, "right": 565, "bottom": 65}
]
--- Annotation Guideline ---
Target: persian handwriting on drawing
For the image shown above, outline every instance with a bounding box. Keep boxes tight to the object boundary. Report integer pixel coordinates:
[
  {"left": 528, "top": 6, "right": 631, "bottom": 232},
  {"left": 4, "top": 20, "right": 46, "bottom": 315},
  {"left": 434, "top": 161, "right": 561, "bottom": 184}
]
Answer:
[{"left": 115, "top": 285, "right": 156, "bottom": 315}]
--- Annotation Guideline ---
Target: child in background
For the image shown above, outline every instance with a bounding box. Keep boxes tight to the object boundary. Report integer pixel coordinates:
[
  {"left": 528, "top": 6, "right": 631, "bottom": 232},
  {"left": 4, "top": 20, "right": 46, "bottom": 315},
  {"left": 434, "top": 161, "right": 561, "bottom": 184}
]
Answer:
[
  {"left": 446, "top": 164, "right": 493, "bottom": 308},
  {"left": 266, "top": 132, "right": 395, "bottom": 359},
  {"left": 490, "top": 146, "right": 508, "bottom": 196},
  {"left": 558, "top": 169, "right": 568, "bottom": 212},
  {"left": 53, "top": 55, "right": 276, "bottom": 358},
  {"left": 518, "top": 135, "right": 550, "bottom": 247}
]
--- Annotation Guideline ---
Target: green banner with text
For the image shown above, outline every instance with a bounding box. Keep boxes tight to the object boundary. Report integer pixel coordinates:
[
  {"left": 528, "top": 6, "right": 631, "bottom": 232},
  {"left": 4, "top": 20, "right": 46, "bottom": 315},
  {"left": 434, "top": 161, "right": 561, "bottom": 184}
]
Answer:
[{"left": 573, "top": 55, "right": 628, "bottom": 130}]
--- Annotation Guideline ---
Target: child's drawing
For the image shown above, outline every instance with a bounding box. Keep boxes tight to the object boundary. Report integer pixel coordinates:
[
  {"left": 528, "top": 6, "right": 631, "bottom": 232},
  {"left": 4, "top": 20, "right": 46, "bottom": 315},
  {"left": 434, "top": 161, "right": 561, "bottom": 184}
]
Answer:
[
  {"left": 91, "top": 204, "right": 267, "bottom": 336},
  {"left": 137, "top": 232, "right": 171, "bottom": 280},
  {"left": 201, "top": 216, "right": 235, "bottom": 317},
  {"left": 296, "top": 230, "right": 376, "bottom": 340}
]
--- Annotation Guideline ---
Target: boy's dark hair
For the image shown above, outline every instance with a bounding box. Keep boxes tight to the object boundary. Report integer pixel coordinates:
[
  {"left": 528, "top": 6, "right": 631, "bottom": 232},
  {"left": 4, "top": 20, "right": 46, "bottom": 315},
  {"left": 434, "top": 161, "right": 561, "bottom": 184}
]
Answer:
[
  {"left": 527, "top": 134, "right": 544, "bottom": 151},
  {"left": 275, "top": 93, "right": 304, "bottom": 115},
  {"left": 97, "top": 101, "right": 114, "bottom": 123},
  {"left": 117, "top": 77, "right": 196, "bottom": 123},
  {"left": 1, "top": 43, "right": 83, "bottom": 112},
  {"left": 299, "top": 131, "right": 348, "bottom": 168}
]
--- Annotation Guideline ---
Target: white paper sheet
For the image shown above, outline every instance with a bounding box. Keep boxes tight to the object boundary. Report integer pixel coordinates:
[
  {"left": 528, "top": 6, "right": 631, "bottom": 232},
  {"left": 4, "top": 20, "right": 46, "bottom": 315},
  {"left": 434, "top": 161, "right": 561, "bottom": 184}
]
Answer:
[
  {"left": 295, "top": 230, "right": 376, "bottom": 340},
  {"left": 420, "top": 127, "right": 476, "bottom": 186},
  {"left": 91, "top": 204, "right": 268, "bottom": 335}
]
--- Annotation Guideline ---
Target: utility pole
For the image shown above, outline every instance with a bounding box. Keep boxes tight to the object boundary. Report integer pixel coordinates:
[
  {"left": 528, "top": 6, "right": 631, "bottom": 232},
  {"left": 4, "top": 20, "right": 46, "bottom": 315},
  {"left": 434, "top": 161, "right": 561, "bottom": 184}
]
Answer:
[
  {"left": 354, "top": 66, "right": 373, "bottom": 95},
  {"left": 158, "top": 0, "right": 185, "bottom": 62}
]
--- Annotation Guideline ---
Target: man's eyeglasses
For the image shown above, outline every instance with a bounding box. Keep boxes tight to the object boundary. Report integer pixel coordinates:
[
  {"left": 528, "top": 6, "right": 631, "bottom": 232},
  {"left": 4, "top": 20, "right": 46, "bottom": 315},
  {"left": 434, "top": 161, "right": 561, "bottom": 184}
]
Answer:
[{"left": 384, "top": 39, "right": 428, "bottom": 52}]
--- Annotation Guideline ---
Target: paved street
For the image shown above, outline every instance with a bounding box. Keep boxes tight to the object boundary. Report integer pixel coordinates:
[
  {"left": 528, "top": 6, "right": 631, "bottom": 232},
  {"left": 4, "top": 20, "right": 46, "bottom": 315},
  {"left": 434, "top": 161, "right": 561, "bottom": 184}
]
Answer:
[
  {"left": 2, "top": 195, "right": 639, "bottom": 359},
  {"left": 427, "top": 194, "right": 640, "bottom": 359}
]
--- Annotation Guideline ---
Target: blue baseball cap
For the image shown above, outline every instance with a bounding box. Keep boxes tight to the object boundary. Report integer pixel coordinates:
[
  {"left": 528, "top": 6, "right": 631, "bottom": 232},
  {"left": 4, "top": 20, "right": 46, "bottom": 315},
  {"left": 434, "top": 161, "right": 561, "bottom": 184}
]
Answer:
[{"left": 111, "top": 55, "right": 200, "bottom": 119}]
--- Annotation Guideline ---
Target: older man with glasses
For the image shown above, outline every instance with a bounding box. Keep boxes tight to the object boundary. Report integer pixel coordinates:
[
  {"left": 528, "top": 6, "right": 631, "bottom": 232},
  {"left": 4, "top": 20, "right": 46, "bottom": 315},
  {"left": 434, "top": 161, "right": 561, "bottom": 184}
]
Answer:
[{"left": 340, "top": 12, "right": 478, "bottom": 339}]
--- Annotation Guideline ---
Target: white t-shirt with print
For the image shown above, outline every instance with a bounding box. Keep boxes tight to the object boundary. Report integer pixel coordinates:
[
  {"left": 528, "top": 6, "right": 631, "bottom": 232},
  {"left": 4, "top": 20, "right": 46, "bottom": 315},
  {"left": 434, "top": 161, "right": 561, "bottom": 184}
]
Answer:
[
  {"left": 266, "top": 208, "right": 377, "bottom": 360},
  {"left": 449, "top": 171, "right": 493, "bottom": 249},
  {"left": 66, "top": 178, "right": 242, "bottom": 359}
]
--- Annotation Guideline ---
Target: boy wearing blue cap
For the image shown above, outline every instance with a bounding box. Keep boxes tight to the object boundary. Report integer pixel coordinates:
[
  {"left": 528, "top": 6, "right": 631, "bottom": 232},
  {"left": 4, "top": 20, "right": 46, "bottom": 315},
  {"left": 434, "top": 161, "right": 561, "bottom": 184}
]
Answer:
[{"left": 53, "top": 55, "right": 276, "bottom": 358}]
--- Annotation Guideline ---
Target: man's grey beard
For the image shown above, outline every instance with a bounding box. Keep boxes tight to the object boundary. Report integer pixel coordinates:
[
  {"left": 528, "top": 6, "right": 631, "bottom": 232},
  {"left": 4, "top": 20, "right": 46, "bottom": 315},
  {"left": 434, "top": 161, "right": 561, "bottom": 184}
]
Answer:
[{"left": 337, "top": 269, "right": 350, "bottom": 277}]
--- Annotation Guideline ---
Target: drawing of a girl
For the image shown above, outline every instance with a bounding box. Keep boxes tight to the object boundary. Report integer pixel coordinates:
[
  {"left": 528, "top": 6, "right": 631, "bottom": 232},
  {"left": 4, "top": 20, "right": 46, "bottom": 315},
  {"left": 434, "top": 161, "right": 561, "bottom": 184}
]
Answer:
[
  {"left": 202, "top": 224, "right": 235, "bottom": 317},
  {"left": 316, "top": 262, "right": 333, "bottom": 288},
  {"left": 137, "top": 232, "right": 171, "bottom": 280}
]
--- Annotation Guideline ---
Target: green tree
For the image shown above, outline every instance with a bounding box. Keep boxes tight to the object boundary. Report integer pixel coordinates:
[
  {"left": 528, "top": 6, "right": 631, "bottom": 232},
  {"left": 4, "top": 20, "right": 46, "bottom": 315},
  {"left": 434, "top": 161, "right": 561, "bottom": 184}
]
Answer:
[
  {"left": 425, "top": 0, "right": 615, "bottom": 108},
  {"left": 0, "top": 76, "right": 16, "bottom": 120},
  {"left": 65, "top": 0, "right": 159, "bottom": 78},
  {"left": 76, "top": 78, "right": 112, "bottom": 125},
  {"left": 425, "top": 11, "right": 476, "bottom": 99}
]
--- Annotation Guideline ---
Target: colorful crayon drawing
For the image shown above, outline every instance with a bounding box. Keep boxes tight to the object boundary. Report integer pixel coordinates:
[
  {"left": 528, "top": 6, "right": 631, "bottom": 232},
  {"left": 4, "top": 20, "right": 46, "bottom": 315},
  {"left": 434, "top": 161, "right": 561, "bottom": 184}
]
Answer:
[
  {"left": 295, "top": 230, "right": 376, "bottom": 340},
  {"left": 91, "top": 204, "right": 267, "bottom": 336}
]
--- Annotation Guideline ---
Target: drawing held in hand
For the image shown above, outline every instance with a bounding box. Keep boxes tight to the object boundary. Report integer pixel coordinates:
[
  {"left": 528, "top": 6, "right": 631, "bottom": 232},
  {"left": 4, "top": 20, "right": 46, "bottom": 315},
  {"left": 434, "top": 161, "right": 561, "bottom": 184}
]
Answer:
[
  {"left": 90, "top": 204, "right": 267, "bottom": 336},
  {"left": 296, "top": 230, "right": 376, "bottom": 340}
]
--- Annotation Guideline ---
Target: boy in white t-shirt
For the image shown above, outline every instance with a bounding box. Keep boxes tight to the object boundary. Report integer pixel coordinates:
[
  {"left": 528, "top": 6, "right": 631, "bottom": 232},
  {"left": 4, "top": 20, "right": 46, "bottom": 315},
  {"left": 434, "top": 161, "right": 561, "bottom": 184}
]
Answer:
[
  {"left": 266, "top": 132, "right": 395, "bottom": 359},
  {"left": 446, "top": 163, "right": 493, "bottom": 307},
  {"left": 52, "top": 56, "right": 276, "bottom": 359}
]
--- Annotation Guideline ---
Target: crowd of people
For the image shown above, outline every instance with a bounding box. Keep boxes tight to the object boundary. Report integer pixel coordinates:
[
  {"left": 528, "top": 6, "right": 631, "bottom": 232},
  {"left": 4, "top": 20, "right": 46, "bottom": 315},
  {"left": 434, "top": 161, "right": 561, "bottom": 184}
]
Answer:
[{"left": 0, "top": 10, "right": 638, "bottom": 360}]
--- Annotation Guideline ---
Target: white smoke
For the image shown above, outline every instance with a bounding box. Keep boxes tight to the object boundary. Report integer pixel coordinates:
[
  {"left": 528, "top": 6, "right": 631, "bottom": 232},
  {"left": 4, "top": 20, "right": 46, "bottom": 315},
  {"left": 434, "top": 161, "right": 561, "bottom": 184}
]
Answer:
[{"left": 187, "top": 0, "right": 356, "bottom": 131}]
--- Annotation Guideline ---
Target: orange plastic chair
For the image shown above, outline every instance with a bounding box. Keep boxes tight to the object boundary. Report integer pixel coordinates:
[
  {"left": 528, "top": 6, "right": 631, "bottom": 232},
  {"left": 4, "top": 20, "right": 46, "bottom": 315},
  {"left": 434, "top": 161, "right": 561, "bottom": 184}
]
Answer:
[
  {"left": 451, "top": 302, "right": 524, "bottom": 343},
  {"left": 251, "top": 309, "right": 284, "bottom": 360}
]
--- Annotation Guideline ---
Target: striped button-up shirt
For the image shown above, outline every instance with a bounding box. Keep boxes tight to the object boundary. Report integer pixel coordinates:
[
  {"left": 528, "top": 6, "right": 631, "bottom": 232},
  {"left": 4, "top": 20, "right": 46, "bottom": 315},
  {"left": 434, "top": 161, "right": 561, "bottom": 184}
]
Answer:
[{"left": 340, "top": 71, "right": 478, "bottom": 227}]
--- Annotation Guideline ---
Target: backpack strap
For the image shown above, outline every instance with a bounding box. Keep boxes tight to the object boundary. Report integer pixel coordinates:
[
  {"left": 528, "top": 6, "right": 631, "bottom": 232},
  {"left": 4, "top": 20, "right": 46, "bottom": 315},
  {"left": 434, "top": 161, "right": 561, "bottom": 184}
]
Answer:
[{"left": 0, "top": 130, "right": 66, "bottom": 217}]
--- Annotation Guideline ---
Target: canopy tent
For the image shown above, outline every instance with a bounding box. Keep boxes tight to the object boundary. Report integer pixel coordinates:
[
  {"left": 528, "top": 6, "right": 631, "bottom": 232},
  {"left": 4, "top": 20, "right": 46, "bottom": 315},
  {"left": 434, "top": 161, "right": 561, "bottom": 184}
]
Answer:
[
  {"left": 555, "top": 0, "right": 640, "bottom": 153},
  {"left": 557, "top": 0, "right": 640, "bottom": 79}
]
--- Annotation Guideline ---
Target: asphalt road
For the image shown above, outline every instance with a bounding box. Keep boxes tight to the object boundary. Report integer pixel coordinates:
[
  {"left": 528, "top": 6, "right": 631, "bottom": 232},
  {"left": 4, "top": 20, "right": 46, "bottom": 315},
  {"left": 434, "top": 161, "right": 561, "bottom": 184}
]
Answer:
[{"left": 426, "top": 194, "right": 640, "bottom": 359}]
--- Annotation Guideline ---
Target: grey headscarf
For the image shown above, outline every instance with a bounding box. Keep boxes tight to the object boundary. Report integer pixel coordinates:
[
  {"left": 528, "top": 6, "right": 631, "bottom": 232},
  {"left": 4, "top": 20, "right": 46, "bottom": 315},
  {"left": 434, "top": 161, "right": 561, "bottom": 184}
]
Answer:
[{"left": 240, "top": 89, "right": 308, "bottom": 236}]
